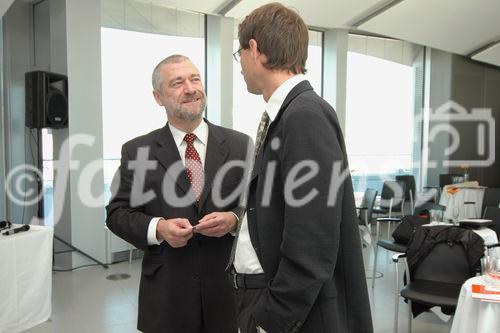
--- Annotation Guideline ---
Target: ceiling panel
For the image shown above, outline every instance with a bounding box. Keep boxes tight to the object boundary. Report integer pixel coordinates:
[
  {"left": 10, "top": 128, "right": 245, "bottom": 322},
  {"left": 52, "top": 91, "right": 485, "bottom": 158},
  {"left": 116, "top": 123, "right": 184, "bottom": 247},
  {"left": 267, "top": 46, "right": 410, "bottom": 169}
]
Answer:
[
  {"left": 359, "top": 0, "right": 500, "bottom": 56},
  {"left": 225, "top": 0, "right": 387, "bottom": 28},
  {"left": 1, "top": 0, "right": 16, "bottom": 17},
  {"left": 148, "top": 0, "right": 224, "bottom": 14},
  {"left": 472, "top": 43, "right": 500, "bottom": 68}
]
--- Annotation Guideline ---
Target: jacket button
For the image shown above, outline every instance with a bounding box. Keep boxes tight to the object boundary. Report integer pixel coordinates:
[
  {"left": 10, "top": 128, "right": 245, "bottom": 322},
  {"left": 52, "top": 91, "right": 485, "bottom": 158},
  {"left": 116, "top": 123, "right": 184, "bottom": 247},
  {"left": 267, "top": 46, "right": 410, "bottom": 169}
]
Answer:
[{"left": 193, "top": 274, "right": 200, "bottom": 280}]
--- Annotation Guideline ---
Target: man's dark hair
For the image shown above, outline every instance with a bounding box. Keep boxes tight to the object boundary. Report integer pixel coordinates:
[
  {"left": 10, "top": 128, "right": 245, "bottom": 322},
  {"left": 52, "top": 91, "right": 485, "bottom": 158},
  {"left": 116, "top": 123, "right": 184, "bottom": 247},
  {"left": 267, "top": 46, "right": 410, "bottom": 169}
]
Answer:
[{"left": 238, "top": 2, "right": 308, "bottom": 74}]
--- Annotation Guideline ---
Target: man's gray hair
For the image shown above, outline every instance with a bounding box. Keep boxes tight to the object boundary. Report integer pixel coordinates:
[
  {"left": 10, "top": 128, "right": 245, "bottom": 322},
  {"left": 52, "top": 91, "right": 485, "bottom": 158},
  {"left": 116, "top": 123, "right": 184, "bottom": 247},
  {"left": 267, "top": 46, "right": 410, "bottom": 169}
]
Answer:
[{"left": 152, "top": 54, "right": 190, "bottom": 92}]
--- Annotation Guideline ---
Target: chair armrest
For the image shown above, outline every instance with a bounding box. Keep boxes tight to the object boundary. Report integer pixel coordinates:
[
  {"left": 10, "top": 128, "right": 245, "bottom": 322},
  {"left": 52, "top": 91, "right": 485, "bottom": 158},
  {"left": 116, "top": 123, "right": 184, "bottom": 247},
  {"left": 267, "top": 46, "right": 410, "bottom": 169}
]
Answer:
[
  {"left": 486, "top": 243, "right": 500, "bottom": 249},
  {"left": 392, "top": 252, "right": 407, "bottom": 263},
  {"left": 357, "top": 206, "right": 367, "bottom": 210}
]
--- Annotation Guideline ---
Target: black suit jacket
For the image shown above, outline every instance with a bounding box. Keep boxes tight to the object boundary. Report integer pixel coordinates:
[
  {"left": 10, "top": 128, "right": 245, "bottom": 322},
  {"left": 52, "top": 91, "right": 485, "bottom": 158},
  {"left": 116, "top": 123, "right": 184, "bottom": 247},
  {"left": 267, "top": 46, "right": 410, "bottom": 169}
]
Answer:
[
  {"left": 106, "top": 120, "right": 250, "bottom": 333},
  {"left": 246, "top": 81, "right": 373, "bottom": 333}
]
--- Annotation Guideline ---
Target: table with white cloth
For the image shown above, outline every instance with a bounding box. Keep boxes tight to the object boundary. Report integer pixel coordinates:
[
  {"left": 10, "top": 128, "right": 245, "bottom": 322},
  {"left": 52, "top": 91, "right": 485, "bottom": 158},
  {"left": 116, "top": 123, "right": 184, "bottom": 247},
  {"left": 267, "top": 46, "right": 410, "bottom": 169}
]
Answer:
[
  {"left": 439, "top": 187, "right": 486, "bottom": 221},
  {"left": 450, "top": 275, "right": 500, "bottom": 333},
  {"left": 474, "top": 227, "right": 500, "bottom": 257},
  {"left": 0, "top": 225, "right": 53, "bottom": 333}
]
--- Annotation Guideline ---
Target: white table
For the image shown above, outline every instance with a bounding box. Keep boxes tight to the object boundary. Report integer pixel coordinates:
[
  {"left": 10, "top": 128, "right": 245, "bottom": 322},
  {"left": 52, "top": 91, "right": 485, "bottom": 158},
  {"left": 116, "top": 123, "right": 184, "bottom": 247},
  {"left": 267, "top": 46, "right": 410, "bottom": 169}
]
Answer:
[
  {"left": 451, "top": 275, "right": 500, "bottom": 333},
  {"left": 439, "top": 187, "right": 486, "bottom": 221},
  {"left": 474, "top": 227, "right": 500, "bottom": 257},
  {"left": 0, "top": 225, "right": 53, "bottom": 333}
]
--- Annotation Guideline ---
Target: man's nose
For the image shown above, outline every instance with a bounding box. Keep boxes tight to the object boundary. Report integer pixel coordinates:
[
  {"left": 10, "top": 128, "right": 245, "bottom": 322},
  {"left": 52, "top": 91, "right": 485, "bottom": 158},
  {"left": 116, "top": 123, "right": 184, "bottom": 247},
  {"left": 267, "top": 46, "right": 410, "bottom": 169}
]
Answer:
[{"left": 184, "top": 81, "right": 196, "bottom": 94}]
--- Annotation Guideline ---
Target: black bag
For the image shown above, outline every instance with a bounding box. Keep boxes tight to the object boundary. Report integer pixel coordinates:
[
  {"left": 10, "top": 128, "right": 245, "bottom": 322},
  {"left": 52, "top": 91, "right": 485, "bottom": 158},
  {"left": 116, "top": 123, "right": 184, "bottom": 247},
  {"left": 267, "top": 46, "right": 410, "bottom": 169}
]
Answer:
[{"left": 392, "top": 215, "right": 429, "bottom": 245}]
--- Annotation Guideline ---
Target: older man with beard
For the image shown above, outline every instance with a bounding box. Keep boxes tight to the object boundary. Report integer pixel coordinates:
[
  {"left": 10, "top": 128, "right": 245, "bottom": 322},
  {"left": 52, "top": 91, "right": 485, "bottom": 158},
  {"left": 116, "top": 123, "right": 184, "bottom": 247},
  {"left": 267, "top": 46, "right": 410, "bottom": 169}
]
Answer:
[{"left": 106, "top": 54, "right": 251, "bottom": 333}]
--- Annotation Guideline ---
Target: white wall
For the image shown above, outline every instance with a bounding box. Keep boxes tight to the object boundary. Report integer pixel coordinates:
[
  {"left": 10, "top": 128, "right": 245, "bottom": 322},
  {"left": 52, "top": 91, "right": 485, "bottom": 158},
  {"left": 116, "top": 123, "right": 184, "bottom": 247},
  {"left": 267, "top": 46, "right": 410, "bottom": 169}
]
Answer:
[
  {"left": 64, "top": 0, "right": 106, "bottom": 266},
  {"left": 323, "top": 29, "right": 348, "bottom": 132},
  {"left": 206, "top": 14, "right": 234, "bottom": 127},
  {"left": 0, "top": 0, "right": 16, "bottom": 18}
]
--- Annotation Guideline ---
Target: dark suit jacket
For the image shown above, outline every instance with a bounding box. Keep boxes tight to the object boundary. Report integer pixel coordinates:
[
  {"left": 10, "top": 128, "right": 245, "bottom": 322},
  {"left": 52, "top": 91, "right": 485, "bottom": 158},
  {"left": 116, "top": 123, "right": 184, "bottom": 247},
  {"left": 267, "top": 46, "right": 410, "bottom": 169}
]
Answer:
[
  {"left": 246, "top": 81, "right": 373, "bottom": 333},
  {"left": 106, "top": 120, "right": 250, "bottom": 333}
]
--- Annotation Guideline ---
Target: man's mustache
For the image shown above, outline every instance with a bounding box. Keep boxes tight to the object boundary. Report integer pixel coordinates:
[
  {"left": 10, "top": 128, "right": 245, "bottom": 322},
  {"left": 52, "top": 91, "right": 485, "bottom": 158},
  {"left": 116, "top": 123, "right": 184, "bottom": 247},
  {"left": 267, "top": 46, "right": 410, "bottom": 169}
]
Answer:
[{"left": 182, "top": 92, "right": 205, "bottom": 103}]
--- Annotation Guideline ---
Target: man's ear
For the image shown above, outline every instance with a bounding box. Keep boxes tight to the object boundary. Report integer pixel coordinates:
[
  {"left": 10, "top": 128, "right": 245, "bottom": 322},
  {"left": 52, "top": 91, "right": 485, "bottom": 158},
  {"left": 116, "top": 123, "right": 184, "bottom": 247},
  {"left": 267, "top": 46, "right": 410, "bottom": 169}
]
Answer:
[
  {"left": 152, "top": 90, "right": 163, "bottom": 106},
  {"left": 249, "top": 39, "right": 260, "bottom": 61},
  {"left": 249, "top": 38, "right": 267, "bottom": 65}
]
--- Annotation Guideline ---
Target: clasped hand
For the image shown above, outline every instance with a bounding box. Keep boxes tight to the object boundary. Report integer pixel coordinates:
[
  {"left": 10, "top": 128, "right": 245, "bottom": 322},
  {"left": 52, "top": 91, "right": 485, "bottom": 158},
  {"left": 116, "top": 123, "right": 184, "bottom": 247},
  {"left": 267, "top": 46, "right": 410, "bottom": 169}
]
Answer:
[{"left": 157, "top": 212, "right": 237, "bottom": 248}]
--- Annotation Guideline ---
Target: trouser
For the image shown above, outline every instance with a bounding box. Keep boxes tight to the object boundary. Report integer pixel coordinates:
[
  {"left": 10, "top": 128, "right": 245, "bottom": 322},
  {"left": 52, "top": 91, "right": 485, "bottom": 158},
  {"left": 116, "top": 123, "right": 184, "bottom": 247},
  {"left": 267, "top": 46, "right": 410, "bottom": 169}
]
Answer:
[{"left": 234, "top": 288, "right": 265, "bottom": 333}]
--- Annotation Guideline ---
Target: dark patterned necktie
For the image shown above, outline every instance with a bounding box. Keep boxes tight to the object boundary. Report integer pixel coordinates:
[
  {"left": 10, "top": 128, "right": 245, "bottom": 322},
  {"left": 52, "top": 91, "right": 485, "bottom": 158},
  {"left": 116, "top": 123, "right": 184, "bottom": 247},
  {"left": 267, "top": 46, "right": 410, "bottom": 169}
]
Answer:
[
  {"left": 254, "top": 111, "right": 270, "bottom": 157},
  {"left": 227, "top": 111, "right": 271, "bottom": 269},
  {"left": 184, "top": 133, "right": 204, "bottom": 202}
]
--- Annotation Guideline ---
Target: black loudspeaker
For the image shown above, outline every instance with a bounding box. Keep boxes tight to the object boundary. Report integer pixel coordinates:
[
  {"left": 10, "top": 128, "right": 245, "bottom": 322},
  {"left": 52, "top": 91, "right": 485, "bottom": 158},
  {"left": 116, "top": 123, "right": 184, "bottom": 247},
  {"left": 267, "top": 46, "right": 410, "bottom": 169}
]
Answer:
[{"left": 25, "top": 71, "right": 68, "bottom": 129}]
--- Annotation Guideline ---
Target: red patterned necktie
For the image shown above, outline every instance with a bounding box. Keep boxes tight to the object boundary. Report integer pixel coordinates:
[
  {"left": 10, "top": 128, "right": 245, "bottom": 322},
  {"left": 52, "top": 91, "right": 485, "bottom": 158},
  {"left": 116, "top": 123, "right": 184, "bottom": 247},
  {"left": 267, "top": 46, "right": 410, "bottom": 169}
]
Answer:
[{"left": 184, "top": 133, "right": 204, "bottom": 202}]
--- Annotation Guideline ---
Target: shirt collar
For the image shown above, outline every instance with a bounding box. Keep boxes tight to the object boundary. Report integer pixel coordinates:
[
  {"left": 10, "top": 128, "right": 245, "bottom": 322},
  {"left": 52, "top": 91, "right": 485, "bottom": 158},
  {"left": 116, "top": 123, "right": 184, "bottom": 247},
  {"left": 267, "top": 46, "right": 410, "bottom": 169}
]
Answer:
[
  {"left": 266, "top": 74, "right": 306, "bottom": 122},
  {"left": 168, "top": 119, "right": 208, "bottom": 148}
]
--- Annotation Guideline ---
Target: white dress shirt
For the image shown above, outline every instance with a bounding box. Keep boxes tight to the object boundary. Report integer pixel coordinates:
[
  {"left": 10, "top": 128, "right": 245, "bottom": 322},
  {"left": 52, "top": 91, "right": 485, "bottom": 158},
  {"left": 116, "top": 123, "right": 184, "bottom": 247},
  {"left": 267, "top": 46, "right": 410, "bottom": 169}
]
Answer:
[
  {"left": 234, "top": 74, "right": 306, "bottom": 274},
  {"left": 147, "top": 120, "right": 209, "bottom": 245}
]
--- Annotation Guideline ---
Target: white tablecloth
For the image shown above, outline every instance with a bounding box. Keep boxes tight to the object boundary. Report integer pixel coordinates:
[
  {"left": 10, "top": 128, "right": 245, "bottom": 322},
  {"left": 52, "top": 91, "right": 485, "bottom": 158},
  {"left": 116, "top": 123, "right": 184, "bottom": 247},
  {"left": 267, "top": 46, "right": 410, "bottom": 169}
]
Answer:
[
  {"left": 0, "top": 225, "right": 53, "bottom": 333},
  {"left": 474, "top": 227, "right": 500, "bottom": 257},
  {"left": 439, "top": 187, "right": 486, "bottom": 221},
  {"left": 451, "top": 275, "right": 500, "bottom": 333}
]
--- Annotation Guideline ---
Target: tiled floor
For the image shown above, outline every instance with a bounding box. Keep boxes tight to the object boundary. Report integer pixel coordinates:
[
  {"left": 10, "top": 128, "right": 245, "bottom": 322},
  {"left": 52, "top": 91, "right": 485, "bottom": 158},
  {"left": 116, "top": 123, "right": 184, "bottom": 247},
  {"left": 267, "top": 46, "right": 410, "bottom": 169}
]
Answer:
[{"left": 26, "top": 241, "right": 453, "bottom": 333}]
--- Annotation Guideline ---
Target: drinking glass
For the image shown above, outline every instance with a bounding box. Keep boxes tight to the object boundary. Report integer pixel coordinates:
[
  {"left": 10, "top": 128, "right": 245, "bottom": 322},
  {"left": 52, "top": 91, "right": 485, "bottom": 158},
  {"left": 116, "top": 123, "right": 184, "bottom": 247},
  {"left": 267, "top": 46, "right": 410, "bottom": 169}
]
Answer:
[
  {"left": 483, "top": 255, "right": 500, "bottom": 289},
  {"left": 452, "top": 206, "right": 460, "bottom": 225}
]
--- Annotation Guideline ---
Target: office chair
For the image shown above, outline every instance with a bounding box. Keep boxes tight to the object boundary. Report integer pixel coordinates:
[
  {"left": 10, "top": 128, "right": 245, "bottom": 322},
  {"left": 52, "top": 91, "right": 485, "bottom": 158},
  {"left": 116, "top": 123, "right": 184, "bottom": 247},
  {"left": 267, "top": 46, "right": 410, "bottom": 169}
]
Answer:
[
  {"left": 373, "top": 180, "right": 406, "bottom": 237},
  {"left": 483, "top": 206, "right": 500, "bottom": 239},
  {"left": 396, "top": 175, "right": 416, "bottom": 214},
  {"left": 392, "top": 226, "right": 484, "bottom": 333},
  {"left": 357, "top": 188, "right": 378, "bottom": 247},
  {"left": 481, "top": 188, "right": 500, "bottom": 217}
]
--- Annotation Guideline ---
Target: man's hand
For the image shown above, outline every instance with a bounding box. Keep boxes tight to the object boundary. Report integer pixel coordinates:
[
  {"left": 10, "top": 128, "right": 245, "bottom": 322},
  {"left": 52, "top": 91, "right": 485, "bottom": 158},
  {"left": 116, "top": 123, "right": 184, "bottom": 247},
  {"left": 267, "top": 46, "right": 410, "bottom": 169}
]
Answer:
[
  {"left": 156, "top": 218, "right": 193, "bottom": 248},
  {"left": 195, "top": 212, "right": 237, "bottom": 237}
]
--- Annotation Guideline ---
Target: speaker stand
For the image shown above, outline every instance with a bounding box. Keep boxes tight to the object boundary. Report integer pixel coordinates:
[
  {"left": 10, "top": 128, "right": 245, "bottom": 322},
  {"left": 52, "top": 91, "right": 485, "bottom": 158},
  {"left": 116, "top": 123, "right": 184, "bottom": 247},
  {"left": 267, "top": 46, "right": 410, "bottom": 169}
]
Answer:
[
  {"left": 35, "top": 128, "right": 108, "bottom": 269},
  {"left": 54, "top": 235, "right": 108, "bottom": 269}
]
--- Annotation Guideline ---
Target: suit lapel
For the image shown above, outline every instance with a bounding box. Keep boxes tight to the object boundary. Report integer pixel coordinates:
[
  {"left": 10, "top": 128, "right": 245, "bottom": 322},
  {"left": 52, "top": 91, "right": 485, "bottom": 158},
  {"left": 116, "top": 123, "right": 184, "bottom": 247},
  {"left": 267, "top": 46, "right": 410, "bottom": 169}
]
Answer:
[
  {"left": 153, "top": 125, "right": 194, "bottom": 202},
  {"left": 198, "top": 122, "right": 229, "bottom": 210},
  {"left": 250, "top": 80, "right": 314, "bottom": 183}
]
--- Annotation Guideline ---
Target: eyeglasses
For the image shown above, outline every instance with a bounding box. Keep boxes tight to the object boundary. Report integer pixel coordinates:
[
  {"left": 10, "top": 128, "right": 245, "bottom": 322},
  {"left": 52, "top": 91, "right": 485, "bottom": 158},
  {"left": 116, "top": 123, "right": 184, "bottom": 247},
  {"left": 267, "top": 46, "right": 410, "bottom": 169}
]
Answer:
[{"left": 233, "top": 48, "right": 242, "bottom": 62}]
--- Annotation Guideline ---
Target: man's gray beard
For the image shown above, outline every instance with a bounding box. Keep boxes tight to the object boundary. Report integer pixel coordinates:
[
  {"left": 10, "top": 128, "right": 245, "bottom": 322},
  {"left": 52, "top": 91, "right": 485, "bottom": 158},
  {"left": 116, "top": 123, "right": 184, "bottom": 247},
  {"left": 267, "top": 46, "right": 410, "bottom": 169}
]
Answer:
[{"left": 170, "top": 101, "right": 206, "bottom": 121}]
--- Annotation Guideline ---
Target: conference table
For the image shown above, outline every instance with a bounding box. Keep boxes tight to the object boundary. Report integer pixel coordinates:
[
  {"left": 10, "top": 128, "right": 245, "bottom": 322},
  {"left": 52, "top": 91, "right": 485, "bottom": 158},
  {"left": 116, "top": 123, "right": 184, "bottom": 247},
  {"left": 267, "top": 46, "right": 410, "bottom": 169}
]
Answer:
[
  {"left": 450, "top": 275, "right": 500, "bottom": 333},
  {"left": 0, "top": 224, "right": 53, "bottom": 333}
]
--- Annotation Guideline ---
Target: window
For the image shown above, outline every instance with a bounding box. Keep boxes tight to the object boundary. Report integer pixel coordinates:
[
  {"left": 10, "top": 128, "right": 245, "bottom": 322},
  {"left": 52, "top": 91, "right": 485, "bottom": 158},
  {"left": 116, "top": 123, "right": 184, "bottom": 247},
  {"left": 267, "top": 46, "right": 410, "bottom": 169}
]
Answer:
[
  {"left": 100, "top": 1, "right": 205, "bottom": 201},
  {"left": 232, "top": 29, "right": 323, "bottom": 139},
  {"left": 346, "top": 36, "right": 419, "bottom": 193}
]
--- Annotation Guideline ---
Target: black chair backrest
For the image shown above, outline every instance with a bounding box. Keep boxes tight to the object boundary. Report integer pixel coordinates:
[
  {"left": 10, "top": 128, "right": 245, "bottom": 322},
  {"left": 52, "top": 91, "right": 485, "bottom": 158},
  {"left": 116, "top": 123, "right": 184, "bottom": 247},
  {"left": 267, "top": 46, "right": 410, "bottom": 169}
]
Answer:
[
  {"left": 482, "top": 188, "right": 500, "bottom": 216},
  {"left": 414, "top": 202, "right": 446, "bottom": 215},
  {"left": 412, "top": 242, "right": 471, "bottom": 284},
  {"left": 359, "top": 188, "right": 377, "bottom": 224},
  {"left": 419, "top": 186, "right": 440, "bottom": 204},
  {"left": 380, "top": 180, "right": 406, "bottom": 210},
  {"left": 396, "top": 175, "right": 416, "bottom": 201},
  {"left": 484, "top": 206, "right": 500, "bottom": 238},
  {"left": 439, "top": 173, "right": 463, "bottom": 188}
]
